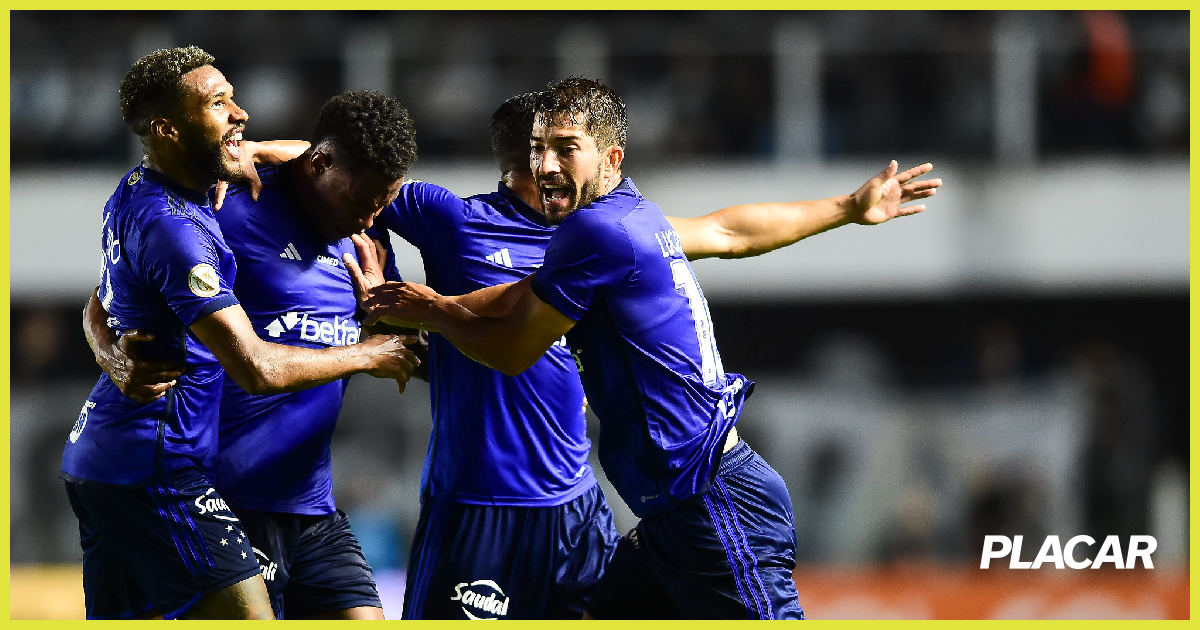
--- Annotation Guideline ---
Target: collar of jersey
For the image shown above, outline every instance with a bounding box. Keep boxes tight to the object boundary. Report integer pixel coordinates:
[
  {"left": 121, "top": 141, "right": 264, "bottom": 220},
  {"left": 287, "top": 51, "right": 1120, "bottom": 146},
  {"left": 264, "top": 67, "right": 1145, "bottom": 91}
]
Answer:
[
  {"left": 141, "top": 167, "right": 213, "bottom": 208},
  {"left": 575, "top": 177, "right": 638, "bottom": 213},
  {"left": 496, "top": 181, "right": 551, "bottom": 227},
  {"left": 612, "top": 177, "right": 637, "bottom": 196}
]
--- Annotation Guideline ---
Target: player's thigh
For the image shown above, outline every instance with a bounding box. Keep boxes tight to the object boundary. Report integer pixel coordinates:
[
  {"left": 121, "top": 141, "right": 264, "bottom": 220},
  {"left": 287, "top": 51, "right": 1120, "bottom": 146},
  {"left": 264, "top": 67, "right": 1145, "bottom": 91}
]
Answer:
[
  {"left": 181, "top": 574, "right": 274, "bottom": 620},
  {"left": 234, "top": 507, "right": 297, "bottom": 618},
  {"left": 405, "top": 498, "right": 555, "bottom": 620},
  {"left": 282, "top": 510, "right": 382, "bottom": 619},
  {"left": 584, "top": 532, "right": 682, "bottom": 619},
  {"left": 545, "top": 485, "right": 622, "bottom": 619},
  {"left": 634, "top": 444, "right": 803, "bottom": 619},
  {"left": 66, "top": 481, "right": 157, "bottom": 619},
  {"left": 708, "top": 448, "right": 804, "bottom": 619},
  {"left": 307, "top": 605, "right": 385, "bottom": 620},
  {"left": 65, "top": 471, "right": 265, "bottom": 619}
]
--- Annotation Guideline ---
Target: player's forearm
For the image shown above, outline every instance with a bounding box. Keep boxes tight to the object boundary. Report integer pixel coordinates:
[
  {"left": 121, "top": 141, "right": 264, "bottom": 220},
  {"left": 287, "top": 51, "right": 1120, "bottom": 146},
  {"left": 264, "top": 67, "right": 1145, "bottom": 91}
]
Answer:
[
  {"left": 450, "top": 280, "right": 524, "bottom": 319},
  {"left": 233, "top": 341, "right": 375, "bottom": 395},
  {"left": 421, "top": 297, "right": 545, "bottom": 376},
  {"left": 192, "top": 306, "right": 373, "bottom": 395},
  {"left": 83, "top": 289, "right": 104, "bottom": 357},
  {"left": 246, "top": 140, "right": 309, "bottom": 166},
  {"left": 83, "top": 288, "right": 116, "bottom": 368},
  {"left": 677, "top": 194, "right": 856, "bottom": 260}
]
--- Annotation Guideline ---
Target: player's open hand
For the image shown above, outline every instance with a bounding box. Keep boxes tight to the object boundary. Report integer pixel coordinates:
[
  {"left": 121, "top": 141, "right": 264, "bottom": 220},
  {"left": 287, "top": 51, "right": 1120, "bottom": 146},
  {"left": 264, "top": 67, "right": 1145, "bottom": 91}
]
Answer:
[
  {"left": 849, "top": 161, "right": 941, "bottom": 225},
  {"left": 97, "top": 329, "right": 185, "bottom": 404},
  {"left": 213, "top": 140, "right": 265, "bottom": 210},
  {"left": 359, "top": 333, "right": 421, "bottom": 393},
  {"left": 358, "top": 281, "right": 443, "bottom": 331},
  {"left": 342, "top": 232, "right": 389, "bottom": 304}
]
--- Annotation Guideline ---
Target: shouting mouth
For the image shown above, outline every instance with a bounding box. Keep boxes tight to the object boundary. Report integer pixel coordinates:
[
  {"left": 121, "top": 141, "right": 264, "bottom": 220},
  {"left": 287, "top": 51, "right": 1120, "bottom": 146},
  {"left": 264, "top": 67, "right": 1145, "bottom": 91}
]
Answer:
[
  {"left": 539, "top": 182, "right": 572, "bottom": 211},
  {"left": 224, "top": 129, "right": 244, "bottom": 161}
]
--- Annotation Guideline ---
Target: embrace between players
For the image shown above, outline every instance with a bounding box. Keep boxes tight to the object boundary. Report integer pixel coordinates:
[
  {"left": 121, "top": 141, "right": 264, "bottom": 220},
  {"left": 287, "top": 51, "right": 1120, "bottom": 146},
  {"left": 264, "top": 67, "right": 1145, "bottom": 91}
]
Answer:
[{"left": 64, "top": 46, "right": 940, "bottom": 620}]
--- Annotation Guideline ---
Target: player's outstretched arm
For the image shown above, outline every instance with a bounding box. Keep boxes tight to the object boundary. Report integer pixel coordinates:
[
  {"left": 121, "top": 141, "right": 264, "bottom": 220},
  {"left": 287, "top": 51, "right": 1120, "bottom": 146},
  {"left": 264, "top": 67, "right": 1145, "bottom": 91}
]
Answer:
[
  {"left": 84, "top": 289, "right": 184, "bottom": 403},
  {"left": 190, "top": 304, "right": 420, "bottom": 395},
  {"left": 669, "top": 161, "right": 941, "bottom": 260}
]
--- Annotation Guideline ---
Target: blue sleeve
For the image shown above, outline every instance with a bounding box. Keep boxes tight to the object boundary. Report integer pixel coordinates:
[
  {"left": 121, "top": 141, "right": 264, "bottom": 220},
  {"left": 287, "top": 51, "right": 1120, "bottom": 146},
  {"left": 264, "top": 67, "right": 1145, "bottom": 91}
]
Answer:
[
  {"left": 376, "top": 181, "right": 471, "bottom": 250},
  {"left": 137, "top": 214, "right": 238, "bottom": 326},
  {"left": 530, "top": 212, "right": 635, "bottom": 321},
  {"left": 364, "top": 224, "right": 404, "bottom": 282}
]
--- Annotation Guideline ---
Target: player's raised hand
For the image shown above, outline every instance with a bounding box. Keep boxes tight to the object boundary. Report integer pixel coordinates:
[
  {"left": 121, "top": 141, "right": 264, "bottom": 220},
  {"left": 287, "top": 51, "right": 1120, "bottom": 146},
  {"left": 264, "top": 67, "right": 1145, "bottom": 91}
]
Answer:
[
  {"left": 849, "top": 161, "right": 941, "bottom": 225},
  {"left": 213, "top": 140, "right": 266, "bottom": 210},
  {"left": 342, "top": 232, "right": 388, "bottom": 304},
  {"left": 96, "top": 329, "right": 185, "bottom": 404},
  {"left": 358, "top": 333, "right": 421, "bottom": 393}
]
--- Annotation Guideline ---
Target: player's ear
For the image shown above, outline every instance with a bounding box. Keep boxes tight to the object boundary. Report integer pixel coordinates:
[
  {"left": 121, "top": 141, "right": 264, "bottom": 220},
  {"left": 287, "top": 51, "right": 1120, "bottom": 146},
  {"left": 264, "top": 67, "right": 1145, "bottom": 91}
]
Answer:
[
  {"left": 310, "top": 148, "right": 332, "bottom": 176},
  {"left": 603, "top": 144, "right": 624, "bottom": 177},
  {"left": 149, "top": 117, "right": 179, "bottom": 143}
]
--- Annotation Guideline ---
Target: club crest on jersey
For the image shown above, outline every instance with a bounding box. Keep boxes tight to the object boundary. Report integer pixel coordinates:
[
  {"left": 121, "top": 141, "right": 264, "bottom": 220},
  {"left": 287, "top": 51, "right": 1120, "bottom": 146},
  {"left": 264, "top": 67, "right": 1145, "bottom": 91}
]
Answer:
[
  {"left": 450, "top": 579, "right": 510, "bottom": 619},
  {"left": 188, "top": 263, "right": 220, "bottom": 297},
  {"left": 127, "top": 170, "right": 142, "bottom": 186}
]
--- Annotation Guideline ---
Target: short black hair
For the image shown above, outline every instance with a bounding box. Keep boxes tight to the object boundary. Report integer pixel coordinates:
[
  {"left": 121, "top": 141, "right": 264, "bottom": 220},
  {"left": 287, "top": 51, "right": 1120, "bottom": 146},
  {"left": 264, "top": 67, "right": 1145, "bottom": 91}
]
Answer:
[
  {"left": 311, "top": 90, "right": 418, "bottom": 180},
  {"left": 119, "top": 45, "right": 216, "bottom": 137},
  {"left": 534, "top": 77, "right": 627, "bottom": 150},
  {"left": 489, "top": 92, "right": 540, "bottom": 174}
]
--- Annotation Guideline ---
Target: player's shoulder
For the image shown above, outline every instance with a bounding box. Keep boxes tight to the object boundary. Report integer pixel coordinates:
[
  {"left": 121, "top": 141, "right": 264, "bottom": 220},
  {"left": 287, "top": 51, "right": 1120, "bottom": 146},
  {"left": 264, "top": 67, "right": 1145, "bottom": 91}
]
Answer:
[
  {"left": 119, "top": 168, "right": 204, "bottom": 227},
  {"left": 389, "top": 178, "right": 475, "bottom": 226},
  {"left": 554, "top": 206, "right": 636, "bottom": 264},
  {"left": 578, "top": 179, "right": 646, "bottom": 221},
  {"left": 222, "top": 164, "right": 284, "bottom": 208},
  {"left": 399, "top": 178, "right": 462, "bottom": 205}
]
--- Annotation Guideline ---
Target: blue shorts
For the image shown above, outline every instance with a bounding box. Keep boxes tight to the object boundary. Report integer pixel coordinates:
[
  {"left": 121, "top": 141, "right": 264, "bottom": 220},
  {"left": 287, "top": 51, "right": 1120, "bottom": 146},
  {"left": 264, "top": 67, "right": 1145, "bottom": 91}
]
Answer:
[
  {"left": 63, "top": 467, "right": 262, "bottom": 620},
  {"left": 234, "top": 507, "right": 381, "bottom": 619},
  {"left": 403, "top": 483, "right": 619, "bottom": 619},
  {"left": 586, "top": 441, "right": 805, "bottom": 619}
]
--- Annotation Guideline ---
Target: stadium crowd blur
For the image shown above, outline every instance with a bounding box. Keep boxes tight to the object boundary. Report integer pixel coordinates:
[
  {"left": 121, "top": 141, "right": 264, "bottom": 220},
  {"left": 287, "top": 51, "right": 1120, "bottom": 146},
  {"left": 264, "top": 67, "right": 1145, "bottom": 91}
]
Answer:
[{"left": 9, "top": 9, "right": 1188, "bottom": 610}]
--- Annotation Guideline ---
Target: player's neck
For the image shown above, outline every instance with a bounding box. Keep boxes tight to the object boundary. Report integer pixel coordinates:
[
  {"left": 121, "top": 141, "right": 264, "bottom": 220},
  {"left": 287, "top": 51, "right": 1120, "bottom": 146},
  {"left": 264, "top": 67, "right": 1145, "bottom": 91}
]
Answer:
[
  {"left": 144, "top": 146, "right": 215, "bottom": 196},
  {"left": 291, "top": 153, "right": 323, "bottom": 222},
  {"left": 502, "top": 170, "right": 541, "bottom": 210},
  {"left": 598, "top": 170, "right": 623, "bottom": 197}
]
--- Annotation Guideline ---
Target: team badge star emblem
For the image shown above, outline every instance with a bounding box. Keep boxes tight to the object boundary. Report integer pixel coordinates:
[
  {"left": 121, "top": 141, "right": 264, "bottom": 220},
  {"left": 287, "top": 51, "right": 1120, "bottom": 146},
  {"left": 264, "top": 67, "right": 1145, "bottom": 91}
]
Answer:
[
  {"left": 241, "top": 551, "right": 248, "bottom": 559},
  {"left": 226, "top": 525, "right": 234, "bottom": 532},
  {"left": 220, "top": 538, "right": 228, "bottom": 546}
]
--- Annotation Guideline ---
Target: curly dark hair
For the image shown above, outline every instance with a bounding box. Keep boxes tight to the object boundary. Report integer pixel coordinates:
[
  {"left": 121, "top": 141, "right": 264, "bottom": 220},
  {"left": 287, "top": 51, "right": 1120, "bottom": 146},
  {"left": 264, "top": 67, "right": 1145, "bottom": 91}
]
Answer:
[
  {"left": 489, "top": 92, "right": 540, "bottom": 174},
  {"left": 119, "top": 46, "right": 215, "bottom": 137},
  {"left": 534, "top": 77, "right": 627, "bottom": 151},
  {"left": 311, "top": 90, "right": 417, "bottom": 181}
]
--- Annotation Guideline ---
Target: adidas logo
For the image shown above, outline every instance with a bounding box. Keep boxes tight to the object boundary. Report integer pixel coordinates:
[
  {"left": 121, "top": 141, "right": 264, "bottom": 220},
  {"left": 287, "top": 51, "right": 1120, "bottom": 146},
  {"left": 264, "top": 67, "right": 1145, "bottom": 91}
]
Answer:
[
  {"left": 485, "top": 248, "right": 513, "bottom": 268},
  {"left": 280, "top": 243, "right": 302, "bottom": 260}
]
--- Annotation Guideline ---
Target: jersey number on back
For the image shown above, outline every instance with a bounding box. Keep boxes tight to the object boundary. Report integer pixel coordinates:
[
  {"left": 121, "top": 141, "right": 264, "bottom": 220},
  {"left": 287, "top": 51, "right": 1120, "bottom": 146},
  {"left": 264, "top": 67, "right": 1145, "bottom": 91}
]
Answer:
[{"left": 669, "top": 259, "right": 724, "bottom": 387}]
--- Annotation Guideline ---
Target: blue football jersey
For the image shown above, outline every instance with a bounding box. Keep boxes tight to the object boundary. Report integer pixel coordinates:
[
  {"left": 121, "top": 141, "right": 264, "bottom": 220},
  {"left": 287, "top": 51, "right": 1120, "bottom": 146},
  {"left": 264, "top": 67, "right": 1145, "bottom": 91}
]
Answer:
[
  {"left": 211, "top": 162, "right": 400, "bottom": 515},
  {"left": 62, "top": 166, "right": 240, "bottom": 486},
  {"left": 530, "top": 179, "right": 753, "bottom": 518},
  {"left": 378, "top": 181, "right": 595, "bottom": 507}
]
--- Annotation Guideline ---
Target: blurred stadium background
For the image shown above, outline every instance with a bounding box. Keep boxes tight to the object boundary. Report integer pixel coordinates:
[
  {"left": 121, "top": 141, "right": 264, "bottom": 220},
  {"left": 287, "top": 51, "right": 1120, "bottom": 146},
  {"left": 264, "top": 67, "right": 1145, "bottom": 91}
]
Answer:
[{"left": 8, "top": 10, "right": 1189, "bottom": 619}]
